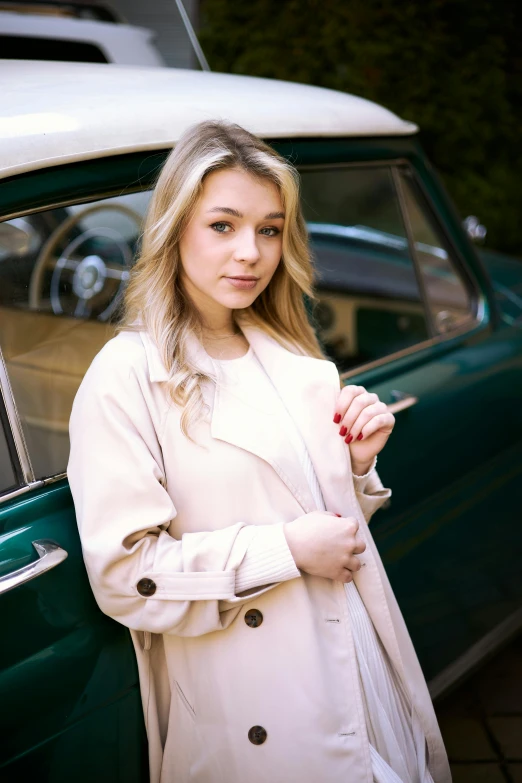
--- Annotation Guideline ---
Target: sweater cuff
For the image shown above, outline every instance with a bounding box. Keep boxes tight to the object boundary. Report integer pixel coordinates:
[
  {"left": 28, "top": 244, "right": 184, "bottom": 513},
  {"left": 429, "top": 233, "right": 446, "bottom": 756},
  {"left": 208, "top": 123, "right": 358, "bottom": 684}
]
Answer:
[
  {"left": 352, "top": 455, "right": 378, "bottom": 489},
  {"left": 235, "top": 523, "right": 301, "bottom": 594}
]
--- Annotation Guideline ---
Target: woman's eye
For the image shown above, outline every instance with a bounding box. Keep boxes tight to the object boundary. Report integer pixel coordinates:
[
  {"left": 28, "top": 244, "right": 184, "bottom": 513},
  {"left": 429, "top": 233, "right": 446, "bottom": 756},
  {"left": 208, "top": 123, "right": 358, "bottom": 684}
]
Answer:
[
  {"left": 260, "top": 227, "right": 280, "bottom": 237},
  {"left": 211, "top": 222, "right": 232, "bottom": 233}
]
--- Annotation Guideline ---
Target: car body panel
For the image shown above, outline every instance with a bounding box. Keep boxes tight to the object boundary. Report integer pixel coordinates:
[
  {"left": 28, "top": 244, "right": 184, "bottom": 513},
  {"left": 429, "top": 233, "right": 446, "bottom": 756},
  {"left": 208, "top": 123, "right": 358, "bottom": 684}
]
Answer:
[
  {"left": 0, "top": 482, "right": 148, "bottom": 778},
  {"left": 357, "top": 326, "right": 522, "bottom": 680}
]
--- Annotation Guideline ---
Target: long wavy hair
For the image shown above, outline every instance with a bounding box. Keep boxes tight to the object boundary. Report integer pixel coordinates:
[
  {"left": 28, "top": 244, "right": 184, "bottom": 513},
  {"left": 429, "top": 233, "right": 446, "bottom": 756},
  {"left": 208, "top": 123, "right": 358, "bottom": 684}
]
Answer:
[{"left": 118, "top": 119, "right": 325, "bottom": 439}]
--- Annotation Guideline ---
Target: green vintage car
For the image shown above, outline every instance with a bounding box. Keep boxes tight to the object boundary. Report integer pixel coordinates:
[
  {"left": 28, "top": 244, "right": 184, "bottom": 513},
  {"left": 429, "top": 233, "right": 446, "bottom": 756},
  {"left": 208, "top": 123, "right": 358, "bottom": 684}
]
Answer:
[{"left": 1, "top": 60, "right": 521, "bottom": 781}]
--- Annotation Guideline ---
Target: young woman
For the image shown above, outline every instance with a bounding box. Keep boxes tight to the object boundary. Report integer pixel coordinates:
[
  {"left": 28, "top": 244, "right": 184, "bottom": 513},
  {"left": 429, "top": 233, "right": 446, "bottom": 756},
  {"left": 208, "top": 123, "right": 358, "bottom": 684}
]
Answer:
[{"left": 67, "top": 120, "right": 451, "bottom": 783}]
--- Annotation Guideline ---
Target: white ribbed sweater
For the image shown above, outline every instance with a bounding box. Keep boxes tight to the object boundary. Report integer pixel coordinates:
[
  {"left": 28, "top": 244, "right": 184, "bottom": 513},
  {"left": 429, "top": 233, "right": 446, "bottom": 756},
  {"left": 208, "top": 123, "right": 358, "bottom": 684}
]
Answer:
[{"left": 211, "top": 346, "right": 434, "bottom": 783}]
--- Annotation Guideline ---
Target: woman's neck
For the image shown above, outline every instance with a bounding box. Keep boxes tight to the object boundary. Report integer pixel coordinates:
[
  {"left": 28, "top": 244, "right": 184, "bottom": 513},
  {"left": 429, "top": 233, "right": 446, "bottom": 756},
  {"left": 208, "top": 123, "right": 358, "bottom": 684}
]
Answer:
[{"left": 198, "top": 318, "right": 250, "bottom": 360}]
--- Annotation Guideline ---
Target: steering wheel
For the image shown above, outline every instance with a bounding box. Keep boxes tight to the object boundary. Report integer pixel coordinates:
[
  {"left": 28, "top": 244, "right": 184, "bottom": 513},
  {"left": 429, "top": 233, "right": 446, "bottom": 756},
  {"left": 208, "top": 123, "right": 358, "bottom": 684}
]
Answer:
[{"left": 29, "top": 202, "right": 143, "bottom": 321}]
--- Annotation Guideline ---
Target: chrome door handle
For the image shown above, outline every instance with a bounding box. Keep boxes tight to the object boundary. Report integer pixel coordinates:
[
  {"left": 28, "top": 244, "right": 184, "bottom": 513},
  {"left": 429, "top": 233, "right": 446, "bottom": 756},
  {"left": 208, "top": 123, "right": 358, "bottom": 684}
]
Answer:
[
  {"left": 387, "top": 390, "right": 419, "bottom": 415},
  {"left": 0, "top": 539, "right": 68, "bottom": 596}
]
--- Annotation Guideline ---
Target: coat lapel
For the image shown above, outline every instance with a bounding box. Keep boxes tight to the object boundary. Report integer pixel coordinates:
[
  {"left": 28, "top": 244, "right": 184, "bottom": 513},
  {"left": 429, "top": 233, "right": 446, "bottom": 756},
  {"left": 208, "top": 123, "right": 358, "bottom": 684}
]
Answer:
[
  {"left": 209, "top": 352, "right": 318, "bottom": 515},
  {"left": 237, "top": 319, "right": 348, "bottom": 514},
  {"left": 204, "top": 315, "right": 356, "bottom": 517},
  {"left": 139, "top": 322, "right": 319, "bottom": 514}
]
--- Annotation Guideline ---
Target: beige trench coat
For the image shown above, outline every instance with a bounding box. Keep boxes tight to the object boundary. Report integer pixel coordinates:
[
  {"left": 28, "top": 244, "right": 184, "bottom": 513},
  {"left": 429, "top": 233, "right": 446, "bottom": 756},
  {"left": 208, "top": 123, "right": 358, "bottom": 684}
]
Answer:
[{"left": 67, "top": 314, "right": 451, "bottom": 783}]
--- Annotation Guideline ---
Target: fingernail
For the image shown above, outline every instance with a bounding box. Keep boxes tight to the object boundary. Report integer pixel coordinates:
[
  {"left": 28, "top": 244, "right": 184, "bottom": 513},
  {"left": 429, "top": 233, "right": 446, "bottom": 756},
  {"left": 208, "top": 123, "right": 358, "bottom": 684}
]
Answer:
[
  {"left": 339, "top": 426, "right": 347, "bottom": 436},
  {"left": 333, "top": 413, "right": 341, "bottom": 424},
  {"left": 357, "top": 433, "right": 363, "bottom": 441},
  {"left": 334, "top": 513, "right": 341, "bottom": 517},
  {"left": 345, "top": 434, "right": 353, "bottom": 444}
]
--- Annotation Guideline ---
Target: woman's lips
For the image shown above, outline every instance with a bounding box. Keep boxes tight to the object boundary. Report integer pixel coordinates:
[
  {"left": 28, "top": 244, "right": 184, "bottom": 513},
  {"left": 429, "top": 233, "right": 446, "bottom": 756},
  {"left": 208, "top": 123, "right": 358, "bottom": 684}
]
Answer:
[{"left": 225, "top": 277, "right": 258, "bottom": 290}]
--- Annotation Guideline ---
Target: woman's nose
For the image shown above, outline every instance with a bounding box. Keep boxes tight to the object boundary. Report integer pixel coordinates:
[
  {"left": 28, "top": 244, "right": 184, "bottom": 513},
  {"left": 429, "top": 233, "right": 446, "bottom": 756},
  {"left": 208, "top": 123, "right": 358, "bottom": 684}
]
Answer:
[{"left": 233, "top": 229, "right": 261, "bottom": 263}]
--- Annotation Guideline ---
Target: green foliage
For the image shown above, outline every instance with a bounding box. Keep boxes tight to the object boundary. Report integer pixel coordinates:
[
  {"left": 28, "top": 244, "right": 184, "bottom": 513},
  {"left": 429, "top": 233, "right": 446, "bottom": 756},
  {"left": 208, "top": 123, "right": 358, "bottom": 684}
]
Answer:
[{"left": 200, "top": 0, "right": 522, "bottom": 256}]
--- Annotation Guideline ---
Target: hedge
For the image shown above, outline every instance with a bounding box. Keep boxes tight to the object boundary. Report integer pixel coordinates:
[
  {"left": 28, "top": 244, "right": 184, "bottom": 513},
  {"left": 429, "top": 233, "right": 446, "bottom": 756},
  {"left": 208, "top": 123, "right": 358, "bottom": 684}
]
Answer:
[{"left": 200, "top": 0, "right": 522, "bottom": 257}]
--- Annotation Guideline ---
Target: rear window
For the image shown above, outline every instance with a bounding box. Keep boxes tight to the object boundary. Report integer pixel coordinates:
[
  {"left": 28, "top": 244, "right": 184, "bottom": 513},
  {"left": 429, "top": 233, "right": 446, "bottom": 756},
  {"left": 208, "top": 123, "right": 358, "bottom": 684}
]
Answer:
[{"left": 0, "top": 34, "right": 108, "bottom": 63}]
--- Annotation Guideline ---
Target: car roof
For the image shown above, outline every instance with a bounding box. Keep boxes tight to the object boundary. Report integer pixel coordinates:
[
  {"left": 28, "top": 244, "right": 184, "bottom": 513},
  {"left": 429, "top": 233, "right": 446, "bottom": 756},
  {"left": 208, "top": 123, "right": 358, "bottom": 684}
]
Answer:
[{"left": 0, "top": 60, "right": 418, "bottom": 180}]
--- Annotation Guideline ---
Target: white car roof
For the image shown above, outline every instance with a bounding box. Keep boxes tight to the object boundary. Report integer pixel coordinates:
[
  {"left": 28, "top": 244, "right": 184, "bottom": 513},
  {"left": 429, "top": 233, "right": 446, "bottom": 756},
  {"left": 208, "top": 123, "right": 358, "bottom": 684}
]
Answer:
[{"left": 0, "top": 60, "right": 418, "bottom": 180}]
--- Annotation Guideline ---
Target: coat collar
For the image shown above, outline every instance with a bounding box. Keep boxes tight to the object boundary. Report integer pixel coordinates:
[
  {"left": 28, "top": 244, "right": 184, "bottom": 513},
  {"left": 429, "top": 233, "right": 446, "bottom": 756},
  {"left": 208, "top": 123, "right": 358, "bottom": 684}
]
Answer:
[{"left": 137, "top": 315, "right": 350, "bottom": 516}]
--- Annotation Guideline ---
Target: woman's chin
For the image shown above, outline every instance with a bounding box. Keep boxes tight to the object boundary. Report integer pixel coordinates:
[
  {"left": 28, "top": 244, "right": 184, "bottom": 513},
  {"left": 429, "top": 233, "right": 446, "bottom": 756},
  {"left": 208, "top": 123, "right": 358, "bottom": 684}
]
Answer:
[{"left": 217, "top": 291, "right": 259, "bottom": 309}]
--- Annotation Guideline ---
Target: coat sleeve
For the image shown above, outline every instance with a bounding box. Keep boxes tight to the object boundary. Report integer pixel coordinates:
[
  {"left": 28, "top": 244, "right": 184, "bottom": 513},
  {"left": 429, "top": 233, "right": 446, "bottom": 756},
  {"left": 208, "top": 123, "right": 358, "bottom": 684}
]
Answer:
[
  {"left": 67, "top": 341, "right": 300, "bottom": 639},
  {"left": 352, "top": 456, "right": 391, "bottom": 523}
]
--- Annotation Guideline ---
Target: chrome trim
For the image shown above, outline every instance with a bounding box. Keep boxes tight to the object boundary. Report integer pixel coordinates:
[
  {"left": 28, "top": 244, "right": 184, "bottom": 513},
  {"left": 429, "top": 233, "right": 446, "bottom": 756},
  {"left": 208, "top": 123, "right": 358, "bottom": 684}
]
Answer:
[
  {"left": 0, "top": 473, "right": 67, "bottom": 506},
  {"left": 339, "top": 318, "right": 486, "bottom": 381},
  {"left": 0, "top": 480, "right": 45, "bottom": 505},
  {"left": 387, "top": 392, "right": 418, "bottom": 415},
  {"left": 0, "top": 539, "right": 68, "bottom": 595},
  {"left": 0, "top": 346, "right": 34, "bottom": 483},
  {"left": 41, "top": 472, "right": 67, "bottom": 485},
  {"left": 428, "top": 606, "right": 522, "bottom": 701}
]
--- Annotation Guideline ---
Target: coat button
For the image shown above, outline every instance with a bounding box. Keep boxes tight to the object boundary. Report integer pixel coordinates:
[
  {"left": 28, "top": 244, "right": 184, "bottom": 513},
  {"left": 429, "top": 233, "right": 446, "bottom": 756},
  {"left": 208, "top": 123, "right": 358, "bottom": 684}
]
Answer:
[
  {"left": 137, "top": 578, "right": 156, "bottom": 597},
  {"left": 244, "top": 609, "right": 263, "bottom": 628},
  {"left": 248, "top": 726, "right": 267, "bottom": 745}
]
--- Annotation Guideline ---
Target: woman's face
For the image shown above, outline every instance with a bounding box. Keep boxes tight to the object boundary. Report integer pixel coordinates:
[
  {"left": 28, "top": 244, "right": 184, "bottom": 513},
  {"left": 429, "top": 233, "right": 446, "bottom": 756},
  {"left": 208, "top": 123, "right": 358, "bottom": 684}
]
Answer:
[{"left": 179, "top": 167, "right": 285, "bottom": 323}]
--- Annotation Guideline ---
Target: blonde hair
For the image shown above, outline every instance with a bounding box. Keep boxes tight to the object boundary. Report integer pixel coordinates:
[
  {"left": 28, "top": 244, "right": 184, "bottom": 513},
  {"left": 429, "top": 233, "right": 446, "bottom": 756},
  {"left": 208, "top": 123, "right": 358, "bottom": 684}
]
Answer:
[{"left": 118, "top": 119, "right": 325, "bottom": 439}]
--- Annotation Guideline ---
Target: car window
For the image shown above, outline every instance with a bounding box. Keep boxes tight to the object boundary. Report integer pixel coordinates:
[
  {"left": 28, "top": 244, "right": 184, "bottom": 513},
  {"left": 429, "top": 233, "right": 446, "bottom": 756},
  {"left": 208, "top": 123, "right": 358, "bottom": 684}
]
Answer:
[
  {"left": 0, "top": 191, "right": 151, "bottom": 480},
  {"left": 0, "top": 164, "right": 477, "bottom": 482},
  {"left": 300, "top": 165, "right": 430, "bottom": 373},
  {"left": 0, "top": 35, "right": 109, "bottom": 63},
  {"left": 398, "top": 168, "right": 475, "bottom": 334}
]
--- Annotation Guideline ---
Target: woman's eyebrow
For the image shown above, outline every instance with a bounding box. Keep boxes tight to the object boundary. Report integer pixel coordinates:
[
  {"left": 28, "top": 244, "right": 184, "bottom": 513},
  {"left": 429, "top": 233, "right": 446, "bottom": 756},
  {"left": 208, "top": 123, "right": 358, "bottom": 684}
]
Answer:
[{"left": 207, "top": 207, "right": 285, "bottom": 219}]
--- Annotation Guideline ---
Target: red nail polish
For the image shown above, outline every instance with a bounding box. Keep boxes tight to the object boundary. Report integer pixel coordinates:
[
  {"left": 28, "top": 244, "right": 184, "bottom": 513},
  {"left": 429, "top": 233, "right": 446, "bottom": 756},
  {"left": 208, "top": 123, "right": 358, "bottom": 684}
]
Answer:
[
  {"left": 339, "top": 426, "right": 347, "bottom": 436},
  {"left": 357, "top": 433, "right": 363, "bottom": 441},
  {"left": 333, "top": 413, "right": 341, "bottom": 424},
  {"left": 334, "top": 513, "right": 341, "bottom": 517},
  {"left": 345, "top": 434, "right": 353, "bottom": 444}
]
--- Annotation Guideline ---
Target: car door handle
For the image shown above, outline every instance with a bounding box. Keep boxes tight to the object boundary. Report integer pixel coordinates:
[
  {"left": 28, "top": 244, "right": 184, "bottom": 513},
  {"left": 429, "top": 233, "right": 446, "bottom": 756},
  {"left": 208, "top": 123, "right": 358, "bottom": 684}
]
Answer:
[
  {"left": 0, "top": 539, "right": 68, "bottom": 596},
  {"left": 387, "top": 390, "right": 419, "bottom": 415}
]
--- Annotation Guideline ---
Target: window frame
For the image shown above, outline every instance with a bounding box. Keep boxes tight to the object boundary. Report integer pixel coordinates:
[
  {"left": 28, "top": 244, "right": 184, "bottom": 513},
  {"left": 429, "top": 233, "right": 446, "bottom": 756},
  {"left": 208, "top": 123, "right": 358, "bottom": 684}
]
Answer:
[
  {"left": 0, "top": 345, "right": 44, "bottom": 501},
  {"left": 298, "top": 159, "right": 485, "bottom": 380},
  {"left": 0, "top": 155, "right": 487, "bottom": 500},
  {"left": 394, "top": 163, "right": 480, "bottom": 336}
]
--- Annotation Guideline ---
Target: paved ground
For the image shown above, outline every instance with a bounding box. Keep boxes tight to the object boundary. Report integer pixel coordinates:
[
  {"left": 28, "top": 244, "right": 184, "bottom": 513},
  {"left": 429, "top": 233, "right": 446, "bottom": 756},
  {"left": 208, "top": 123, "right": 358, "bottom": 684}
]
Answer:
[{"left": 435, "top": 632, "right": 522, "bottom": 782}]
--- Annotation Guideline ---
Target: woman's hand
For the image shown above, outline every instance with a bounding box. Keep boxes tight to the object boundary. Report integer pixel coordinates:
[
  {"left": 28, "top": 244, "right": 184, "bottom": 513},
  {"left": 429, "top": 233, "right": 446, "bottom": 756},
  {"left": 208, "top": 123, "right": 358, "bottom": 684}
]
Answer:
[
  {"left": 283, "top": 511, "right": 366, "bottom": 583},
  {"left": 333, "top": 385, "right": 395, "bottom": 475}
]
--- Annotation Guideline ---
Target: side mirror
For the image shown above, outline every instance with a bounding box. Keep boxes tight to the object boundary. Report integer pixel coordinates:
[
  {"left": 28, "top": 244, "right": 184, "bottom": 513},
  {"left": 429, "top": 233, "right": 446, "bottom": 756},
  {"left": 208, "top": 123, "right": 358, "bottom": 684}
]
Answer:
[{"left": 463, "top": 215, "right": 487, "bottom": 244}]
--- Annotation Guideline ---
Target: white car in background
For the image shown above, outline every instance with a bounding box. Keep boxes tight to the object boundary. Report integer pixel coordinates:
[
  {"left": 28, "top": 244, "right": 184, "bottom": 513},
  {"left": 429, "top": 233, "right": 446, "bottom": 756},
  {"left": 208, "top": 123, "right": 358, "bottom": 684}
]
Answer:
[{"left": 0, "top": 0, "right": 165, "bottom": 65}]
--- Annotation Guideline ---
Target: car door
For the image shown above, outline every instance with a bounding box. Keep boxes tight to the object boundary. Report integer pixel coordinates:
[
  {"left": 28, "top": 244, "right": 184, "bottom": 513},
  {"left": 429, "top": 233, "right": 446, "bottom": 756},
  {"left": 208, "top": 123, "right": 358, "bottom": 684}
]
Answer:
[
  {"left": 302, "top": 160, "right": 522, "bottom": 690},
  {"left": 0, "top": 173, "right": 153, "bottom": 781}
]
